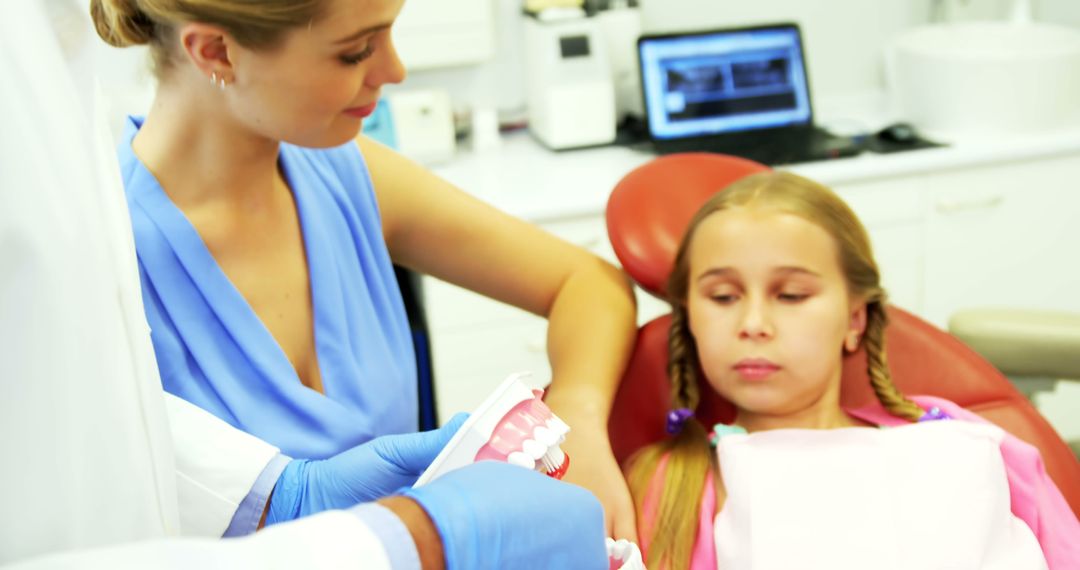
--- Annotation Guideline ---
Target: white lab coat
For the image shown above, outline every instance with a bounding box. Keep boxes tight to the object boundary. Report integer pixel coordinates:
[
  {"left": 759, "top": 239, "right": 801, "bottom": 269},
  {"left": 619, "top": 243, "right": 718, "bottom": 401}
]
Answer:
[{"left": 0, "top": 2, "right": 391, "bottom": 567}]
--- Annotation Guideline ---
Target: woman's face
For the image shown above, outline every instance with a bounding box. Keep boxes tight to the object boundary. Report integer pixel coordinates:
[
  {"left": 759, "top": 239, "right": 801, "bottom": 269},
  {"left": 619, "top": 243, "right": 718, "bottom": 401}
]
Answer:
[
  {"left": 685, "top": 206, "right": 865, "bottom": 423},
  {"left": 225, "top": 0, "right": 406, "bottom": 148}
]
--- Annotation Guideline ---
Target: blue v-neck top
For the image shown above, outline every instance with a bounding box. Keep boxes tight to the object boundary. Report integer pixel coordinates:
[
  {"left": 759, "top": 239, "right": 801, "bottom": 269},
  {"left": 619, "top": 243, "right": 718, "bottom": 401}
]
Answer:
[{"left": 118, "top": 117, "right": 417, "bottom": 459}]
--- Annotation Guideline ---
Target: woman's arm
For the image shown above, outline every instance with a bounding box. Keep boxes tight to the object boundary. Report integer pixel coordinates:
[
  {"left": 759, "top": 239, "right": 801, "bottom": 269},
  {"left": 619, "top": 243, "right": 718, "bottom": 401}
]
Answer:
[{"left": 358, "top": 136, "right": 639, "bottom": 539}]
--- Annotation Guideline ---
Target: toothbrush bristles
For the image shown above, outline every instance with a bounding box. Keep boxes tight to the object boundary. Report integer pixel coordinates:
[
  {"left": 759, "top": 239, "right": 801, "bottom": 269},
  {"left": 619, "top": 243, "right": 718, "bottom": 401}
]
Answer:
[{"left": 541, "top": 446, "right": 565, "bottom": 474}]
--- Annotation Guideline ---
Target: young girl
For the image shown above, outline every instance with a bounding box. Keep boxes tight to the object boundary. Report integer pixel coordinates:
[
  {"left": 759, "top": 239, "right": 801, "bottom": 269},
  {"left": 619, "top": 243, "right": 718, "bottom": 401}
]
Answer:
[{"left": 626, "top": 171, "right": 1079, "bottom": 570}]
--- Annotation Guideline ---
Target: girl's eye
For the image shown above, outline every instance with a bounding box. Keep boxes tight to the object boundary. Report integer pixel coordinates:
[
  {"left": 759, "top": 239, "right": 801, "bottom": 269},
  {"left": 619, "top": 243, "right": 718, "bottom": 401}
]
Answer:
[
  {"left": 340, "top": 45, "right": 375, "bottom": 65},
  {"left": 778, "top": 292, "right": 809, "bottom": 302},
  {"left": 710, "top": 294, "right": 738, "bottom": 304}
]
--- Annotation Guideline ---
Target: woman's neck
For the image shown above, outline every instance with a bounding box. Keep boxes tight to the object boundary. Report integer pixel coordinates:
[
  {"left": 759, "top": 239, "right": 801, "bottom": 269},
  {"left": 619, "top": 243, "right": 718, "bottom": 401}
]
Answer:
[{"left": 132, "top": 81, "right": 283, "bottom": 211}]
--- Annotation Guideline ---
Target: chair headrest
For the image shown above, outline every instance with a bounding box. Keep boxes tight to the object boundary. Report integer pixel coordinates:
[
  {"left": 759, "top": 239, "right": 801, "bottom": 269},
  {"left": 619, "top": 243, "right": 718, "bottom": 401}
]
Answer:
[{"left": 605, "top": 153, "right": 769, "bottom": 297}]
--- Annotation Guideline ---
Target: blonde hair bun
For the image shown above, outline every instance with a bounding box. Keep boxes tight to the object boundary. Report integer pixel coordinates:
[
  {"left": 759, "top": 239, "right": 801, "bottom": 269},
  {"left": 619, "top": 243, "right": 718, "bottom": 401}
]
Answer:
[{"left": 90, "top": 0, "right": 155, "bottom": 47}]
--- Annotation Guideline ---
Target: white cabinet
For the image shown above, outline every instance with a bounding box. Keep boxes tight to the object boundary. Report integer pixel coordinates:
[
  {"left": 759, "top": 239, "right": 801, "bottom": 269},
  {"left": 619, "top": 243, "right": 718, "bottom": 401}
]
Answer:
[
  {"left": 832, "top": 176, "right": 927, "bottom": 317},
  {"left": 394, "top": 0, "right": 494, "bottom": 71},
  {"left": 923, "top": 154, "right": 1080, "bottom": 328}
]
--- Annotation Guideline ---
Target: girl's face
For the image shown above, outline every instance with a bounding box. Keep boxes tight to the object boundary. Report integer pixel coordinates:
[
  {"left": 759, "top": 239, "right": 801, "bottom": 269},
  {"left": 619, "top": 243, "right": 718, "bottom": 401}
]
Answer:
[
  {"left": 686, "top": 206, "right": 866, "bottom": 425},
  {"left": 225, "top": 0, "right": 406, "bottom": 148}
]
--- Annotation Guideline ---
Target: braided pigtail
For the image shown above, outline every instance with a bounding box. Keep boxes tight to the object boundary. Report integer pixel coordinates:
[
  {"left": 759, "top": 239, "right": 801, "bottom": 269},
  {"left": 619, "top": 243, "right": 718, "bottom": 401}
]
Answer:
[
  {"left": 625, "top": 215, "right": 719, "bottom": 570},
  {"left": 862, "top": 299, "right": 924, "bottom": 421},
  {"left": 667, "top": 305, "right": 700, "bottom": 414},
  {"left": 626, "top": 303, "right": 714, "bottom": 570}
]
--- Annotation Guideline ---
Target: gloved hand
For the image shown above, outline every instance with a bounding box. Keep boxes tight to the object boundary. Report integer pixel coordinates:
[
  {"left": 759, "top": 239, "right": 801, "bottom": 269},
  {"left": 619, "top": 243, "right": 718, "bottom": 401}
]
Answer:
[
  {"left": 404, "top": 461, "right": 609, "bottom": 570},
  {"left": 266, "top": 413, "right": 467, "bottom": 524}
]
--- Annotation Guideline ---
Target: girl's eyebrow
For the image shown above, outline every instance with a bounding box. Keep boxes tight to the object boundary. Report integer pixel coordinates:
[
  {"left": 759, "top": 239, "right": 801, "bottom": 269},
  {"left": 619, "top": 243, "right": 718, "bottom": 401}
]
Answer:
[
  {"left": 696, "top": 267, "right": 738, "bottom": 282},
  {"left": 696, "top": 266, "right": 822, "bottom": 282},
  {"left": 772, "top": 266, "right": 822, "bottom": 278}
]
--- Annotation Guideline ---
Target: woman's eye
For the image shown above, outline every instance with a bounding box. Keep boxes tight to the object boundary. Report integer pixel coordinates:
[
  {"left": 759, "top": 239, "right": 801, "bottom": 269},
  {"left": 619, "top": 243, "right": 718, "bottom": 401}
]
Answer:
[
  {"left": 778, "top": 292, "right": 809, "bottom": 302},
  {"left": 710, "top": 294, "right": 738, "bottom": 304},
  {"left": 340, "top": 45, "right": 375, "bottom": 65}
]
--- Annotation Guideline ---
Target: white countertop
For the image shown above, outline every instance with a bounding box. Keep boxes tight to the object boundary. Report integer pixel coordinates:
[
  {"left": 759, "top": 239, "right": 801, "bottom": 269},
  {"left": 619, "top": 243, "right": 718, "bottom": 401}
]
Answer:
[{"left": 431, "top": 93, "right": 1080, "bottom": 223}]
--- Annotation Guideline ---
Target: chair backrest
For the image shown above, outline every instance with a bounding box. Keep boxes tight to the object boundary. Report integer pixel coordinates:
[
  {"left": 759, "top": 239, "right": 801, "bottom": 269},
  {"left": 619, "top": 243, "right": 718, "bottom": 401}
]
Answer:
[{"left": 605, "top": 153, "right": 1080, "bottom": 515}]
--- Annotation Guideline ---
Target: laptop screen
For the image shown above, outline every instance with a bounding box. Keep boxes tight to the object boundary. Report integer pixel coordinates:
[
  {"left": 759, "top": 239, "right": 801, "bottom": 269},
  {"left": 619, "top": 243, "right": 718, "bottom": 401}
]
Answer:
[{"left": 639, "top": 24, "right": 813, "bottom": 141}]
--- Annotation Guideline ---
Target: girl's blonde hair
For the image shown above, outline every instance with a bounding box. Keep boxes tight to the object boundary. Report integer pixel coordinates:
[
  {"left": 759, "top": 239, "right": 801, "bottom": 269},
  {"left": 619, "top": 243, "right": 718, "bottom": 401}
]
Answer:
[
  {"left": 89, "top": 0, "right": 325, "bottom": 77},
  {"left": 626, "top": 171, "right": 923, "bottom": 570}
]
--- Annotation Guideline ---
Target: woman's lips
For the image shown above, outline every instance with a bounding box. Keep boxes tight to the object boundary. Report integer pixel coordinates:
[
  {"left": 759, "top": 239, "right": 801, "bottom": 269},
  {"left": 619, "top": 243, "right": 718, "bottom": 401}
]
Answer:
[
  {"left": 344, "top": 103, "right": 377, "bottom": 118},
  {"left": 734, "top": 359, "right": 781, "bottom": 380}
]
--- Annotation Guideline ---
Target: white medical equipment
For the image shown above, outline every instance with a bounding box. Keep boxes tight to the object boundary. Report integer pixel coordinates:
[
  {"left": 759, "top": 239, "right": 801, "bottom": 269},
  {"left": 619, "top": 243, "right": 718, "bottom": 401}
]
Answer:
[
  {"left": 524, "top": 11, "right": 617, "bottom": 150},
  {"left": 385, "top": 89, "right": 457, "bottom": 165}
]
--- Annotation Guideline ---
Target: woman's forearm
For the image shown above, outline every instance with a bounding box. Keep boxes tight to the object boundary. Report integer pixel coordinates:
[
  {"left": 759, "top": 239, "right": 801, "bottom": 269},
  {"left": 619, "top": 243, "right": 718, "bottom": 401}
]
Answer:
[{"left": 543, "top": 257, "right": 637, "bottom": 422}]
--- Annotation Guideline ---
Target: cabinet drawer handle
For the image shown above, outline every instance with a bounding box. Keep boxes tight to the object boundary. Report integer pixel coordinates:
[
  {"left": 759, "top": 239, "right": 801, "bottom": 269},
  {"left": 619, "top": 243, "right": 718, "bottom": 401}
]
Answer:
[{"left": 935, "top": 195, "right": 1003, "bottom": 214}]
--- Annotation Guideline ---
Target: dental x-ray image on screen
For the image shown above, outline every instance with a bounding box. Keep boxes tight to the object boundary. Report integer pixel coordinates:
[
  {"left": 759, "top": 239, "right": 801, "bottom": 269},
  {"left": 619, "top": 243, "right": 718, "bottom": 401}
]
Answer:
[{"left": 637, "top": 23, "right": 857, "bottom": 165}]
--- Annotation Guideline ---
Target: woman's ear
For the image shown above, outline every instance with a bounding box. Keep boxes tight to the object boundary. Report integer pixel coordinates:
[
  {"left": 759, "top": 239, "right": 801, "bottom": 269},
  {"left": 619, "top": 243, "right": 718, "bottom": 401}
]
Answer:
[
  {"left": 844, "top": 300, "right": 868, "bottom": 352},
  {"left": 178, "top": 22, "right": 234, "bottom": 84}
]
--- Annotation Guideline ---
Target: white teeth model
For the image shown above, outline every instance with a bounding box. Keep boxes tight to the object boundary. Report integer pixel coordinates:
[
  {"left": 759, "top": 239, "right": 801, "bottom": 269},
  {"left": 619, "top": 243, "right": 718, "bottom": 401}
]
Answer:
[
  {"left": 414, "top": 372, "right": 573, "bottom": 486},
  {"left": 533, "top": 425, "right": 558, "bottom": 446},
  {"left": 414, "top": 373, "right": 643, "bottom": 570},
  {"left": 606, "top": 538, "right": 646, "bottom": 570},
  {"left": 522, "top": 438, "right": 547, "bottom": 460},
  {"left": 507, "top": 451, "right": 535, "bottom": 470},
  {"left": 546, "top": 416, "right": 571, "bottom": 439}
]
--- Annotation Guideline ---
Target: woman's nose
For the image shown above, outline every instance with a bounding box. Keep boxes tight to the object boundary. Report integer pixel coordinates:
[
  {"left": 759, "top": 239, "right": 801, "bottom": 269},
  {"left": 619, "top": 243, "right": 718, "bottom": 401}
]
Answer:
[{"left": 369, "top": 37, "right": 407, "bottom": 87}]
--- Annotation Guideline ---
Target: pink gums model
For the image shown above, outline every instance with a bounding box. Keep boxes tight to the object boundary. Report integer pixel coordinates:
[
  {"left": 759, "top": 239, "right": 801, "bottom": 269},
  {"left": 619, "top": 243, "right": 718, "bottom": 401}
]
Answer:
[
  {"left": 413, "top": 373, "right": 570, "bottom": 487},
  {"left": 474, "top": 389, "right": 570, "bottom": 479},
  {"left": 413, "top": 373, "right": 646, "bottom": 570}
]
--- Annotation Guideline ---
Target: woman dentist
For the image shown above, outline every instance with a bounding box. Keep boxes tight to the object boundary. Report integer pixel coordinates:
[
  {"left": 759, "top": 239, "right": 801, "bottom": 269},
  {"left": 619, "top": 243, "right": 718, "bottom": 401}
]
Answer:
[
  {"left": 90, "top": 0, "right": 639, "bottom": 541},
  {"left": 0, "top": 1, "right": 608, "bottom": 568}
]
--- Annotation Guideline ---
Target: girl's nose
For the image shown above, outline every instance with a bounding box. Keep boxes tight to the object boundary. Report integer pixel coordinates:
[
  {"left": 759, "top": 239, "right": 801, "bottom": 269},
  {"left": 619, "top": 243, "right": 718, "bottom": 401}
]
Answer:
[{"left": 738, "top": 297, "right": 774, "bottom": 340}]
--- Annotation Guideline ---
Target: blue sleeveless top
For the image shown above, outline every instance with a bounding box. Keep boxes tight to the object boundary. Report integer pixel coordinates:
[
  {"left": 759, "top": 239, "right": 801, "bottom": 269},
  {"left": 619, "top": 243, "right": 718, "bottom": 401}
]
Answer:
[{"left": 118, "top": 117, "right": 417, "bottom": 459}]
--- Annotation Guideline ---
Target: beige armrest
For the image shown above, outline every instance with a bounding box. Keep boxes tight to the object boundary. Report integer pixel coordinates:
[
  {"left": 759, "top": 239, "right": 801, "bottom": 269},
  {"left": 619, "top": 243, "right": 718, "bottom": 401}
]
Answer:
[{"left": 948, "top": 308, "right": 1080, "bottom": 380}]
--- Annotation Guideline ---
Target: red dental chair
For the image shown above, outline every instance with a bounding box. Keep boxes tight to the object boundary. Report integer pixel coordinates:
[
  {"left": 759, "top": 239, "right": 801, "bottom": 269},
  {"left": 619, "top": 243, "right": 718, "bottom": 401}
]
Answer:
[{"left": 605, "top": 153, "right": 1080, "bottom": 516}]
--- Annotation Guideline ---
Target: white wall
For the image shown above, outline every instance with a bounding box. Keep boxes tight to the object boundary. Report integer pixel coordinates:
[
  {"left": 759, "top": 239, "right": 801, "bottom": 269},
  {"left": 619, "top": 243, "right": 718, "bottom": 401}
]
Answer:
[
  {"left": 402, "top": 0, "right": 1080, "bottom": 121},
  {"left": 637, "top": 0, "right": 927, "bottom": 99},
  {"left": 386, "top": 0, "right": 527, "bottom": 121},
  {"left": 75, "top": 0, "right": 1080, "bottom": 133},
  {"left": 400, "top": 0, "right": 932, "bottom": 116},
  {"left": 1040, "top": 0, "right": 1080, "bottom": 26}
]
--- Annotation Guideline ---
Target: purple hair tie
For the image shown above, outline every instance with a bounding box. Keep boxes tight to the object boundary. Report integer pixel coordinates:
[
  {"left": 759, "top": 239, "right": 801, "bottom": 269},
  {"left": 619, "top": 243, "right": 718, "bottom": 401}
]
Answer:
[
  {"left": 918, "top": 406, "right": 953, "bottom": 422},
  {"left": 666, "top": 407, "right": 695, "bottom": 435}
]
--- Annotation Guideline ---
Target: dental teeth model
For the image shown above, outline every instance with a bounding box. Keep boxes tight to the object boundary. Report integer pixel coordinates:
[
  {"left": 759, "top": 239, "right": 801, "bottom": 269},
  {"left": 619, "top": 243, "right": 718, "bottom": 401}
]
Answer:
[
  {"left": 414, "top": 372, "right": 571, "bottom": 487},
  {"left": 414, "top": 372, "right": 647, "bottom": 570}
]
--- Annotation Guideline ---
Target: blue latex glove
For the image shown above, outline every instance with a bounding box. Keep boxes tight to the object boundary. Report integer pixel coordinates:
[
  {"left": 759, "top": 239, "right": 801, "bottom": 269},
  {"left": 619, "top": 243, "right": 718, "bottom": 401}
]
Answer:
[
  {"left": 404, "top": 461, "right": 609, "bottom": 569},
  {"left": 267, "top": 413, "right": 467, "bottom": 523}
]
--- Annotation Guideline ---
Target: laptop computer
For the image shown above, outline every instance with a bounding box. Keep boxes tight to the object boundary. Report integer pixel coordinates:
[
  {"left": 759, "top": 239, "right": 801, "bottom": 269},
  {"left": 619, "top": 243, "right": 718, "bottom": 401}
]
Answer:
[{"left": 637, "top": 23, "right": 860, "bottom": 165}]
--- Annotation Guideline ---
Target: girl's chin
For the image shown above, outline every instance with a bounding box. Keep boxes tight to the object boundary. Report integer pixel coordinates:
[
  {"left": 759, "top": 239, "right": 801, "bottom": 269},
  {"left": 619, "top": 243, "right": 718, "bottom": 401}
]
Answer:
[{"left": 730, "top": 396, "right": 803, "bottom": 419}]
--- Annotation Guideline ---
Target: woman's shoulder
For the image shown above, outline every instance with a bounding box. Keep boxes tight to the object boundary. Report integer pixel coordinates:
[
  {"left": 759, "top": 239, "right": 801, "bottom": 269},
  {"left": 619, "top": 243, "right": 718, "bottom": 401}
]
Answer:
[
  {"left": 281, "top": 140, "right": 381, "bottom": 219},
  {"left": 282, "top": 140, "right": 371, "bottom": 184}
]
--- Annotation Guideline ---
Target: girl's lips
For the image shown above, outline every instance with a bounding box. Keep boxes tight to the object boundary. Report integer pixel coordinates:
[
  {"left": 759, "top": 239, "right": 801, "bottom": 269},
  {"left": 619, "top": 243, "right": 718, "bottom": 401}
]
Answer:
[
  {"left": 344, "top": 103, "right": 377, "bottom": 118},
  {"left": 734, "top": 359, "right": 781, "bottom": 381}
]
